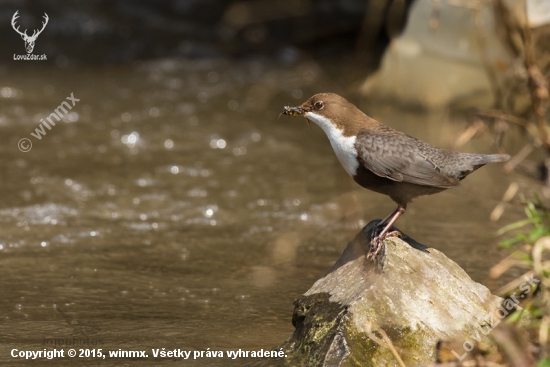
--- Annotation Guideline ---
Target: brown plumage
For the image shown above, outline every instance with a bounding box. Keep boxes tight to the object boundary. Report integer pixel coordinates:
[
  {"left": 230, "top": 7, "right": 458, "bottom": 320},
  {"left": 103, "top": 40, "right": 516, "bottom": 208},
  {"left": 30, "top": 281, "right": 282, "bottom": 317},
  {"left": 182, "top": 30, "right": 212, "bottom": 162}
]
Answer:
[{"left": 282, "top": 93, "right": 510, "bottom": 259}]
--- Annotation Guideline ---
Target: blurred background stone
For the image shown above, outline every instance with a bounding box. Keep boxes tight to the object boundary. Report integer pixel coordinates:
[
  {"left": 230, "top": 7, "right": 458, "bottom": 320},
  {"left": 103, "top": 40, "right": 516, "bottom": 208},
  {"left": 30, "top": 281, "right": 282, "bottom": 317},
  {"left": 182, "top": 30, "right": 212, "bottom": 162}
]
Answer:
[{"left": 360, "top": 0, "right": 550, "bottom": 108}]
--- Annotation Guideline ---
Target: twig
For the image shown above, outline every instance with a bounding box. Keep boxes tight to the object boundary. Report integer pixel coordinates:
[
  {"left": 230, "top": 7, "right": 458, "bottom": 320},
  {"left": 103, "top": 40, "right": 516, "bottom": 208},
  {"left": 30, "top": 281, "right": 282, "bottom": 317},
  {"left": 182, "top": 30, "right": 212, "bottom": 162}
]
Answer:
[
  {"left": 490, "top": 323, "right": 537, "bottom": 367},
  {"left": 494, "top": 270, "right": 535, "bottom": 295},
  {"left": 476, "top": 108, "right": 530, "bottom": 127},
  {"left": 532, "top": 236, "right": 550, "bottom": 278},
  {"left": 477, "top": 109, "right": 542, "bottom": 144},
  {"left": 489, "top": 251, "right": 523, "bottom": 279},
  {"left": 454, "top": 119, "right": 486, "bottom": 148},
  {"left": 521, "top": 0, "right": 550, "bottom": 151},
  {"left": 428, "top": 360, "right": 506, "bottom": 366},
  {"left": 503, "top": 143, "right": 535, "bottom": 173},
  {"left": 490, "top": 182, "right": 519, "bottom": 221},
  {"left": 365, "top": 321, "right": 407, "bottom": 367}
]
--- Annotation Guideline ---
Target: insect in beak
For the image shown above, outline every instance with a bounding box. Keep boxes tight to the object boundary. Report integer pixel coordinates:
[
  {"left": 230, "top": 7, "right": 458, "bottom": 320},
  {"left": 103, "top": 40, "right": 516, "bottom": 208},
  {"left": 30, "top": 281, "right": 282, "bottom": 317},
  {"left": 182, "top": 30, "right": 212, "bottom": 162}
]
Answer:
[
  {"left": 280, "top": 105, "right": 304, "bottom": 117},
  {"left": 279, "top": 105, "right": 310, "bottom": 127}
]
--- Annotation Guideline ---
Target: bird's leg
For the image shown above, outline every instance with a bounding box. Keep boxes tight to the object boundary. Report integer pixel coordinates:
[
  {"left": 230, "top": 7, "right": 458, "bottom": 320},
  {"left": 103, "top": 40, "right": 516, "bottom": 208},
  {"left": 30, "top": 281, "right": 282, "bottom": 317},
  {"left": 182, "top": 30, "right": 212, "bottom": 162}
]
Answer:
[
  {"left": 368, "top": 204, "right": 406, "bottom": 260},
  {"left": 374, "top": 206, "right": 405, "bottom": 239},
  {"left": 371, "top": 205, "right": 402, "bottom": 239},
  {"left": 378, "top": 206, "right": 400, "bottom": 228}
]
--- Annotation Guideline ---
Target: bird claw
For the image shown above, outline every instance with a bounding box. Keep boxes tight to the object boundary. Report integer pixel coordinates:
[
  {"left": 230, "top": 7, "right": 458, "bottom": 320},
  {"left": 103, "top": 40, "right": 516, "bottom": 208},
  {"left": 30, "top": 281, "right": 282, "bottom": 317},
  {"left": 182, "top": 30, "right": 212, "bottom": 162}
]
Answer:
[
  {"left": 367, "top": 236, "right": 383, "bottom": 260},
  {"left": 367, "top": 230, "right": 402, "bottom": 260},
  {"left": 383, "top": 230, "right": 402, "bottom": 239}
]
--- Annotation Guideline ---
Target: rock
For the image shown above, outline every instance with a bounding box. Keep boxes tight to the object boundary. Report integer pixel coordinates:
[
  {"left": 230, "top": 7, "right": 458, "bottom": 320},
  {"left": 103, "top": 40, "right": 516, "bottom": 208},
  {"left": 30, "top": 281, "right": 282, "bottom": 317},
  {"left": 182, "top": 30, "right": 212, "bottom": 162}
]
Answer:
[
  {"left": 359, "top": 0, "right": 550, "bottom": 108},
  {"left": 282, "top": 220, "right": 503, "bottom": 367}
]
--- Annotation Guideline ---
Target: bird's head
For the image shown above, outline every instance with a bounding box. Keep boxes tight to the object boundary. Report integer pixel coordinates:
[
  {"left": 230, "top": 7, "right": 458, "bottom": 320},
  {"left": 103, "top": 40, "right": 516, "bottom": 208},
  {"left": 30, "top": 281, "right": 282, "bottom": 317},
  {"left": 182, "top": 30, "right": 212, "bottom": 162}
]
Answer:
[{"left": 280, "top": 93, "right": 369, "bottom": 136}]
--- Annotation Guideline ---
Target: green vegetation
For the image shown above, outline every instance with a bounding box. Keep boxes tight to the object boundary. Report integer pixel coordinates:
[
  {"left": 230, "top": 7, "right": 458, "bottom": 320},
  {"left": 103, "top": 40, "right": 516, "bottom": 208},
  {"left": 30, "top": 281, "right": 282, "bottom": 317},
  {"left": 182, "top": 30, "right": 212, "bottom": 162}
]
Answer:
[
  {"left": 496, "top": 196, "right": 550, "bottom": 365},
  {"left": 498, "top": 196, "right": 550, "bottom": 248}
]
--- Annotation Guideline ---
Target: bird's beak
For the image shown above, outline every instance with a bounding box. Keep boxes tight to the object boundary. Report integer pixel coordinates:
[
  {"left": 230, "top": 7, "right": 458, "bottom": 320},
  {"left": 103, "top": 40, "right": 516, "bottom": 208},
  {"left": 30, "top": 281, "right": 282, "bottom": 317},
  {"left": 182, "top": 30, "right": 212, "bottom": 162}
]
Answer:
[{"left": 280, "top": 105, "right": 304, "bottom": 117}]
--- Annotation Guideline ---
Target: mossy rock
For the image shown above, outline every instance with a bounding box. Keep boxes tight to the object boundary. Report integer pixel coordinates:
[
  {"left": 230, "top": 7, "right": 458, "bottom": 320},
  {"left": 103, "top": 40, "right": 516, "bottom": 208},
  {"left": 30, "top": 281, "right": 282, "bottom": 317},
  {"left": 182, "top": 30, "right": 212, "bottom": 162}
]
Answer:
[{"left": 281, "top": 220, "right": 502, "bottom": 366}]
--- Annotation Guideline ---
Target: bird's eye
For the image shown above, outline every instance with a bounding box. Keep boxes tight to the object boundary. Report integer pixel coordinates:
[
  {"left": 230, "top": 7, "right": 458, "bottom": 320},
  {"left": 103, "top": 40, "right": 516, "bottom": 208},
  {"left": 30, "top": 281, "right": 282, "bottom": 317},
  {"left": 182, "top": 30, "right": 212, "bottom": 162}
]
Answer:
[{"left": 314, "top": 101, "right": 324, "bottom": 110}]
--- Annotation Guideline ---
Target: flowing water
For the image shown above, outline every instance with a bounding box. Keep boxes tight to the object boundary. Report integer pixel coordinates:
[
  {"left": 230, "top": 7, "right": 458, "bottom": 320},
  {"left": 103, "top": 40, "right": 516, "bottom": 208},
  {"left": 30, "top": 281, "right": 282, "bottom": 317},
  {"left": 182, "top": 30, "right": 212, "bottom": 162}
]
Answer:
[{"left": 0, "top": 58, "right": 526, "bottom": 366}]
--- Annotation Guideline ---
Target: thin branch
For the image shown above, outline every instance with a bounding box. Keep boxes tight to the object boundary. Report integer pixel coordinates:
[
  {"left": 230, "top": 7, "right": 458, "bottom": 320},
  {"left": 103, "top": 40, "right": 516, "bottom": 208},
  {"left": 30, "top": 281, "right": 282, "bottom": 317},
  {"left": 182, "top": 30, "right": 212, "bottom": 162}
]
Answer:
[
  {"left": 476, "top": 109, "right": 542, "bottom": 144},
  {"left": 503, "top": 143, "right": 535, "bottom": 173},
  {"left": 521, "top": 0, "right": 550, "bottom": 150},
  {"left": 365, "top": 321, "right": 407, "bottom": 367}
]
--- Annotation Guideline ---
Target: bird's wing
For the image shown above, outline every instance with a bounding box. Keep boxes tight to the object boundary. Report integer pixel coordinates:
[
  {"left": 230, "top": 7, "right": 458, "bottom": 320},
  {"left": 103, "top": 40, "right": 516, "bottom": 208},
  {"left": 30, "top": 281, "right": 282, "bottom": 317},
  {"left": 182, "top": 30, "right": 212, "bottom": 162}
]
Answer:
[{"left": 355, "top": 132, "right": 460, "bottom": 188}]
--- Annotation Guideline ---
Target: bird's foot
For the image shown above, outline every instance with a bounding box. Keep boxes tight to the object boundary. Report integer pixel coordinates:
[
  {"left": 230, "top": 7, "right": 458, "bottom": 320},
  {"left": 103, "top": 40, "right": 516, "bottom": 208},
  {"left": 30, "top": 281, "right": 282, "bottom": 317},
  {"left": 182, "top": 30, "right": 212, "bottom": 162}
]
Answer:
[{"left": 367, "top": 230, "right": 402, "bottom": 260}]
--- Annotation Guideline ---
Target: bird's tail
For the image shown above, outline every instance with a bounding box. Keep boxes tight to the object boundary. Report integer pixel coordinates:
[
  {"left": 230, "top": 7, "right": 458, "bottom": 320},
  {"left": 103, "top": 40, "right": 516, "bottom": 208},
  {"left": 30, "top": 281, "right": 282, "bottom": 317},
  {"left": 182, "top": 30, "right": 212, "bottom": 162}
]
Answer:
[
  {"left": 454, "top": 153, "right": 510, "bottom": 180},
  {"left": 476, "top": 154, "right": 511, "bottom": 164}
]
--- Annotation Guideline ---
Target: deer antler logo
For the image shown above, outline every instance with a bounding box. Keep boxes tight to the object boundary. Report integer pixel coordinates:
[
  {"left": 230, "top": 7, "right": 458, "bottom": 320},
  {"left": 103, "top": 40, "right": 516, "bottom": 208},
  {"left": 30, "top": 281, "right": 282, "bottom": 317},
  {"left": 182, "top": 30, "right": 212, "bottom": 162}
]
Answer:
[{"left": 11, "top": 11, "right": 49, "bottom": 54}]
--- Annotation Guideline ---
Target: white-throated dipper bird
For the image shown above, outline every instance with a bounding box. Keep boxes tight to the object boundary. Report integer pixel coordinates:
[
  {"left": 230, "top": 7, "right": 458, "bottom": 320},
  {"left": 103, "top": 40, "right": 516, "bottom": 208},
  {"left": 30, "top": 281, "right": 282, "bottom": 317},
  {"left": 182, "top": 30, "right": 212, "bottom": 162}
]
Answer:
[{"left": 281, "top": 93, "right": 510, "bottom": 259}]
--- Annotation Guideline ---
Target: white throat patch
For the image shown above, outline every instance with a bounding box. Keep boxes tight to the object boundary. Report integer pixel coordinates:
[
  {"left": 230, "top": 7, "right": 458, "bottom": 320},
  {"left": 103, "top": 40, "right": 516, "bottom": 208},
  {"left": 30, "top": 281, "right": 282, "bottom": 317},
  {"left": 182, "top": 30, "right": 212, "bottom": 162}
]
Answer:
[{"left": 305, "top": 112, "right": 359, "bottom": 177}]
